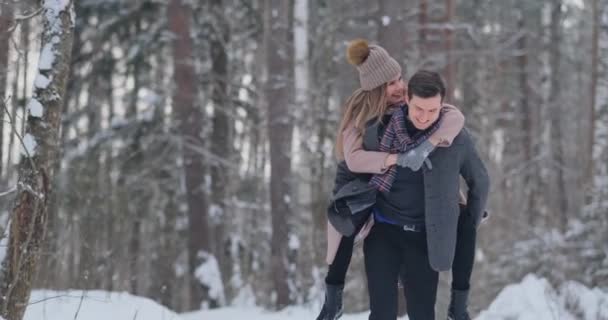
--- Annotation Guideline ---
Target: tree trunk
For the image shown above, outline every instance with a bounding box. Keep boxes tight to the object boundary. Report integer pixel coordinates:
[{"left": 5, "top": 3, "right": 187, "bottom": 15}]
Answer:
[
  {"left": 208, "top": 0, "right": 232, "bottom": 302},
  {"left": 377, "top": 0, "right": 408, "bottom": 67},
  {"left": 264, "top": 0, "right": 293, "bottom": 309},
  {"left": 588, "top": 0, "right": 599, "bottom": 184},
  {"left": 548, "top": 0, "right": 568, "bottom": 230},
  {"left": 0, "top": 1, "right": 74, "bottom": 319},
  {"left": 444, "top": 0, "right": 455, "bottom": 102},
  {"left": 517, "top": 4, "right": 535, "bottom": 222},
  {"left": 0, "top": 2, "right": 11, "bottom": 181},
  {"left": 168, "top": 0, "right": 212, "bottom": 309}
]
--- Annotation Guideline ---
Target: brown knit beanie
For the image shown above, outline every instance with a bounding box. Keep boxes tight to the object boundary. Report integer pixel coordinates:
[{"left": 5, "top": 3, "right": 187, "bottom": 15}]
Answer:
[{"left": 346, "top": 39, "right": 402, "bottom": 91}]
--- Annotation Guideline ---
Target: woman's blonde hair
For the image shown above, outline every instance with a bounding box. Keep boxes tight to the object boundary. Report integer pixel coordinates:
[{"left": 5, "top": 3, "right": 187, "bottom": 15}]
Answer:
[{"left": 335, "top": 84, "right": 388, "bottom": 159}]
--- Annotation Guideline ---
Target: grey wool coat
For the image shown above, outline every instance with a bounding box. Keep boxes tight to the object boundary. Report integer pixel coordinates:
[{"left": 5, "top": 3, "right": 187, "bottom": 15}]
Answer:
[{"left": 364, "top": 125, "right": 490, "bottom": 271}]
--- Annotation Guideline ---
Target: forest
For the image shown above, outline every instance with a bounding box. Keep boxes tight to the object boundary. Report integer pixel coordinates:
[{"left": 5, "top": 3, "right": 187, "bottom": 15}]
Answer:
[{"left": 0, "top": 0, "right": 606, "bottom": 319}]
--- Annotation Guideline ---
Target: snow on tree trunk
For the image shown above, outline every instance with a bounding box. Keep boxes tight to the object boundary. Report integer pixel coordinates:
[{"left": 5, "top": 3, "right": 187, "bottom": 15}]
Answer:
[{"left": 0, "top": 1, "right": 74, "bottom": 319}]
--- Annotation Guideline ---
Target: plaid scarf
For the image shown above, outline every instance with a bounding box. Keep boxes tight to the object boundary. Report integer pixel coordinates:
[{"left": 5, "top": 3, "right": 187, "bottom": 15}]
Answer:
[{"left": 369, "top": 104, "right": 445, "bottom": 192}]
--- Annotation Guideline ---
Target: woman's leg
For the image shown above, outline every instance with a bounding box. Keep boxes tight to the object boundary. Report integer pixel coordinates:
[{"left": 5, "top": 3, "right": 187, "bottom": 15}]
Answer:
[
  {"left": 452, "top": 207, "right": 477, "bottom": 290},
  {"left": 449, "top": 205, "right": 478, "bottom": 320},
  {"left": 364, "top": 223, "right": 402, "bottom": 320},
  {"left": 317, "top": 234, "right": 355, "bottom": 320},
  {"left": 325, "top": 234, "right": 355, "bottom": 285}
]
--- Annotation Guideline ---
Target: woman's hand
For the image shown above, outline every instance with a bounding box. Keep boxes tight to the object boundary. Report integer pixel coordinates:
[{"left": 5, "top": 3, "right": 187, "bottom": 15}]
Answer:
[{"left": 384, "top": 154, "right": 398, "bottom": 168}]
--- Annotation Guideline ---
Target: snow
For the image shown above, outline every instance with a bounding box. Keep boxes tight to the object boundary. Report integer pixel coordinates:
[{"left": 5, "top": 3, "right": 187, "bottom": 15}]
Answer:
[
  {"left": 38, "top": 43, "right": 55, "bottom": 71},
  {"left": 477, "top": 274, "right": 608, "bottom": 320},
  {"left": 39, "top": 0, "right": 73, "bottom": 71},
  {"left": 209, "top": 204, "right": 223, "bottom": 222},
  {"left": 19, "top": 274, "right": 608, "bottom": 320},
  {"left": 182, "top": 307, "right": 376, "bottom": 320},
  {"left": 24, "top": 290, "right": 182, "bottom": 320},
  {"left": 34, "top": 74, "right": 51, "bottom": 89},
  {"left": 27, "top": 98, "right": 44, "bottom": 118},
  {"left": 194, "top": 252, "right": 226, "bottom": 306},
  {"left": 382, "top": 15, "right": 391, "bottom": 26},
  {"left": 231, "top": 285, "right": 257, "bottom": 307},
  {"left": 288, "top": 233, "right": 300, "bottom": 250},
  {"left": 21, "top": 133, "right": 37, "bottom": 156},
  {"left": 0, "top": 227, "right": 8, "bottom": 268}
]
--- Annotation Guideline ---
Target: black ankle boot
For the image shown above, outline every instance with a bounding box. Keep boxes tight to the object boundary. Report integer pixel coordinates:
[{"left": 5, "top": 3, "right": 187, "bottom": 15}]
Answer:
[
  {"left": 315, "top": 283, "right": 344, "bottom": 320},
  {"left": 447, "top": 289, "right": 471, "bottom": 320}
]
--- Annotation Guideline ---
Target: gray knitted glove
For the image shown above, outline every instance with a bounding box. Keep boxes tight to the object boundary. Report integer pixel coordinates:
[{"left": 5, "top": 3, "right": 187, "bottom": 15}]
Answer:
[{"left": 396, "top": 140, "right": 436, "bottom": 171}]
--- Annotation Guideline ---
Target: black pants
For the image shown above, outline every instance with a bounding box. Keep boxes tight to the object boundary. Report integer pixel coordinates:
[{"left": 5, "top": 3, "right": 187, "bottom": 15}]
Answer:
[
  {"left": 324, "top": 206, "right": 477, "bottom": 304},
  {"left": 365, "top": 223, "right": 438, "bottom": 320}
]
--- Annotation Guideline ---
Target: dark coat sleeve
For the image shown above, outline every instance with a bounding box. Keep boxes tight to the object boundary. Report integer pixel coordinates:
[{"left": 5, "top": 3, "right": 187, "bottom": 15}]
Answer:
[{"left": 459, "top": 130, "right": 490, "bottom": 227}]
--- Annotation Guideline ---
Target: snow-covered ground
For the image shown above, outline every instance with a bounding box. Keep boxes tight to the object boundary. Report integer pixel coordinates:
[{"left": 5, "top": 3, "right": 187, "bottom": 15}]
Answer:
[
  {"left": 23, "top": 274, "right": 608, "bottom": 320},
  {"left": 477, "top": 275, "right": 608, "bottom": 320}
]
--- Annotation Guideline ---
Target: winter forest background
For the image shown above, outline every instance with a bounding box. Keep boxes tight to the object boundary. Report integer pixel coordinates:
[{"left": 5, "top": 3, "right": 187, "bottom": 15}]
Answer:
[{"left": 0, "top": 0, "right": 607, "bottom": 319}]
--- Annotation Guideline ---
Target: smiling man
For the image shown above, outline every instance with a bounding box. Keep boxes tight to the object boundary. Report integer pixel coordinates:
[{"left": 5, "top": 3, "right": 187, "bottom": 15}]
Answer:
[{"left": 363, "top": 70, "right": 490, "bottom": 320}]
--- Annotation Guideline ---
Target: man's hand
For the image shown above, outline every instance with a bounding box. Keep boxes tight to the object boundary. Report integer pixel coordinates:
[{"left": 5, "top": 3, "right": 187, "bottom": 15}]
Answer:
[{"left": 396, "top": 140, "right": 436, "bottom": 171}]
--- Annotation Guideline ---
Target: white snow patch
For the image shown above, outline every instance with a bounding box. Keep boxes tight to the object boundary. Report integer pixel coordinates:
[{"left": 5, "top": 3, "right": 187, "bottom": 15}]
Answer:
[
  {"left": 15, "top": 278, "right": 608, "bottom": 320},
  {"left": 288, "top": 233, "right": 300, "bottom": 250},
  {"left": 34, "top": 74, "right": 51, "bottom": 89},
  {"left": 209, "top": 204, "right": 224, "bottom": 221},
  {"left": 560, "top": 281, "right": 608, "bottom": 320},
  {"left": 477, "top": 274, "right": 608, "bottom": 320},
  {"left": 231, "top": 285, "right": 257, "bottom": 307},
  {"left": 25, "top": 290, "right": 181, "bottom": 320},
  {"left": 381, "top": 15, "right": 391, "bottom": 26},
  {"left": 21, "top": 133, "right": 37, "bottom": 156},
  {"left": 195, "top": 252, "right": 226, "bottom": 306},
  {"left": 27, "top": 98, "right": 44, "bottom": 118},
  {"left": 24, "top": 289, "right": 378, "bottom": 320},
  {"left": 0, "top": 226, "right": 8, "bottom": 269},
  {"left": 43, "top": 0, "right": 71, "bottom": 12},
  {"left": 174, "top": 261, "right": 187, "bottom": 277},
  {"left": 38, "top": 43, "right": 55, "bottom": 71},
  {"left": 182, "top": 306, "right": 376, "bottom": 320},
  {"left": 39, "top": 1, "right": 73, "bottom": 71}
]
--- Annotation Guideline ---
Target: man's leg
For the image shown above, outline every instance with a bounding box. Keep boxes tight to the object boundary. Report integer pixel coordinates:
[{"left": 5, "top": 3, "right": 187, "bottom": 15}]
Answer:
[
  {"left": 449, "top": 205, "right": 478, "bottom": 320},
  {"left": 401, "top": 230, "right": 439, "bottom": 320},
  {"left": 364, "top": 223, "right": 402, "bottom": 320},
  {"left": 317, "top": 234, "right": 355, "bottom": 320}
]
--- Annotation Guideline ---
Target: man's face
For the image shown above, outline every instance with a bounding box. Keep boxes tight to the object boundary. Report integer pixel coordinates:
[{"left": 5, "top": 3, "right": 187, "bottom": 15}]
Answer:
[
  {"left": 385, "top": 74, "right": 406, "bottom": 106},
  {"left": 407, "top": 94, "right": 442, "bottom": 130}
]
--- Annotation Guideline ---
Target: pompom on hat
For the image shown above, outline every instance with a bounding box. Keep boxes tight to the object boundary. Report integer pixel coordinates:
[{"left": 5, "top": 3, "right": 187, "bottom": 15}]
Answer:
[{"left": 346, "top": 39, "right": 402, "bottom": 91}]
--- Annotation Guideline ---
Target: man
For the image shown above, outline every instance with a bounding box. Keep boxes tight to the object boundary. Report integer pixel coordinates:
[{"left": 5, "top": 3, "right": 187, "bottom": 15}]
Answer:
[{"left": 363, "top": 70, "right": 490, "bottom": 320}]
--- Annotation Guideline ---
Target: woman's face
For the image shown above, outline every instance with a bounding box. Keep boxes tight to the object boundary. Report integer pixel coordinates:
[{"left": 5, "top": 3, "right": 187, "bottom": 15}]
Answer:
[{"left": 385, "top": 74, "right": 406, "bottom": 106}]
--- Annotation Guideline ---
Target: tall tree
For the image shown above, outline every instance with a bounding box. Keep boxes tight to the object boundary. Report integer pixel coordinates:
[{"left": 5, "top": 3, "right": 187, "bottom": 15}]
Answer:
[
  {"left": 548, "top": 0, "right": 568, "bottom": 230},
  {"left": 588, "top": 0, "right": 599, "bottom": 183},
  {"left": 0, "top": 1, "right": 12, "bottom": 181},
  {"left": 168, "top": 0, "right": 213, "bottom": 309},
  {"left": 0, "top": 1, "right": 74, "bottom": 319},
  {"left": 264, "top": 0, "right": 294, "bottom": 309},
  {"left": 208, "top": 0, "right": 232, "bottom": 299}
]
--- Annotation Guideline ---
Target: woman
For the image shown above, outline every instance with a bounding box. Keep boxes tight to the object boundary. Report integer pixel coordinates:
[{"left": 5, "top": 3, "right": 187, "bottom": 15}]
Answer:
[{"left": 317, "top": 39, "right": 475, "bottom": 320}]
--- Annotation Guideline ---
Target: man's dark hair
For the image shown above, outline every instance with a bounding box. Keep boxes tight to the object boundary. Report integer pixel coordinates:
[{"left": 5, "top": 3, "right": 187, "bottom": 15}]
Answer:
[{"left": 407, "top": 70, "right": 446, "bottom": 101}]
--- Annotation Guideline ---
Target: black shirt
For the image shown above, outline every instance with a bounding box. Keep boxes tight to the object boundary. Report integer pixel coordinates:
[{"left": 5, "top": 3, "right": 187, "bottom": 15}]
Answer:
[{"left": 374, "top": 108, "right": 431, "bottom": 226}]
